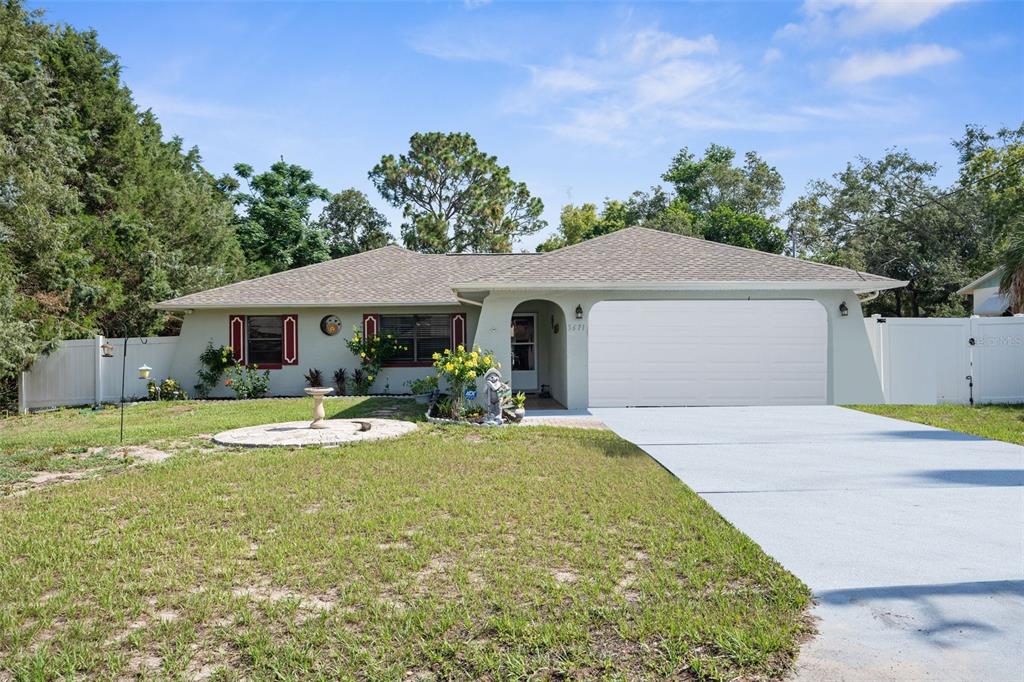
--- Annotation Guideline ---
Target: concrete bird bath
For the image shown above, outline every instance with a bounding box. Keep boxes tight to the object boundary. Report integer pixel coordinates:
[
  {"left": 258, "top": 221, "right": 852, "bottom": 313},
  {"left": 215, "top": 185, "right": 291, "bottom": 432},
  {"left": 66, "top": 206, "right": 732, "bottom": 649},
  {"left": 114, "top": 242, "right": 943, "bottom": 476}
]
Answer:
[{"left": 303, "top": 387, "right": 334, "bottom": 429}]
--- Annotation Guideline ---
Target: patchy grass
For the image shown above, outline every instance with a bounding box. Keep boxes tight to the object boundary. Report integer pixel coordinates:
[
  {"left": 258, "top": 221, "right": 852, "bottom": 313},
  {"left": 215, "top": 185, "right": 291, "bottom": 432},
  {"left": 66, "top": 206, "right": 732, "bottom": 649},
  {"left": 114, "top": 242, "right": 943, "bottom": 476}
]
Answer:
[
  {"left": 0, "top": 397, "right": 422, "bottom": 493},
  {"left": 0, "top": 402, "right": 811, "bottom": 680},
  {"left": 851, "top": 403, "right": 1024, "bottom": 445}
]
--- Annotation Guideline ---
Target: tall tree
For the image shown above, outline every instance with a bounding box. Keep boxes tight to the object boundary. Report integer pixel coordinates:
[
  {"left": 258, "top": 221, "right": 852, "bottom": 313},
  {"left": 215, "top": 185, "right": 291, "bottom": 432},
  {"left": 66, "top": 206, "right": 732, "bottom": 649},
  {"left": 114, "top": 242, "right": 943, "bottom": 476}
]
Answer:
[
  {"left": 316, "top": 189, "right": 393, "bottom": 258},
  {"left": 0, "top": 0, "right": 83, "bottom": 375},
  {"left": 369, "top": 132, "right": 544, "bottom": 253},
  {"left": 42, "top": 19, "right": 244, "bottom": 335},
  {"left": 663, "top": 144, "right": 784, "bottom": 220},
  {"left": 999, "top": 229, "right": 1024, "bottom": 314},
  {"left": 788, "top": 151, "right": 982, "bottom": 316},
  {"left": 231, "top": 160, "right": 330, "bottom": 274}
]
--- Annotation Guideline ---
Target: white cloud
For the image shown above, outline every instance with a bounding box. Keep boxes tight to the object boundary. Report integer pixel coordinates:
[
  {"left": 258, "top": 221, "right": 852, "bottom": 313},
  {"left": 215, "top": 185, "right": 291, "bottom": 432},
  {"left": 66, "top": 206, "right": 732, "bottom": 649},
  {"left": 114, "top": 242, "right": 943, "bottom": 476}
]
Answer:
[
  {"left": 831, "top": 43, "right": 961, "bottom": 83},
  {"left": 626, "top": 29, "right": 718, "bottom": 62},
  {"left": 633, "top": 60, "right": 739, "bottom": 106},
  {"left": 463, "top": 0, "right": 491, "bottom": 8},
  {"left": 778, "top": 0, "right": 964, "bottom": 40},
  {"left": 530, "top": 66, "right": 603, "bottom": 93},
  {"left": 762, "top": 47, "right": 784, "bottom": 65},
  {"left": 497, "top": 27, "right": 762, "bottom": 143}
]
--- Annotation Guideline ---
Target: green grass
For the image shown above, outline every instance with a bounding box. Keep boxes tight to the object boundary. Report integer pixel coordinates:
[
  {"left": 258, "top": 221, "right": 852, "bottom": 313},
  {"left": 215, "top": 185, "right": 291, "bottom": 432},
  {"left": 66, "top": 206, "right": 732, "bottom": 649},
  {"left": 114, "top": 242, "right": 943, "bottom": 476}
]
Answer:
[
  {"left": 0, "top": 401, "right": 811, "bottom": 680},
  {"left": 850, "top": 403, "right": 1024, "bottom": 445},
  {"left": 0, "top": 397, "right": 422, "bottom": 492}
]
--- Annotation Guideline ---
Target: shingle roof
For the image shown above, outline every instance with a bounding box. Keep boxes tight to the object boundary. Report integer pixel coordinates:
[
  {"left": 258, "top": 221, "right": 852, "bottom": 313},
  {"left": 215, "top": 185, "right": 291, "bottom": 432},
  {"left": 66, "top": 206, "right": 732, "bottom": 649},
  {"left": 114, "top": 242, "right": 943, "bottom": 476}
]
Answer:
[
  {"left": 156, "top": 227, "right": 904, "bottom": 309},
  {"left": 156, "top": 246, "right": 544, "bottom": 308},
  {"left": 455, "top": 227, "right": 901, "bottom": 289}
]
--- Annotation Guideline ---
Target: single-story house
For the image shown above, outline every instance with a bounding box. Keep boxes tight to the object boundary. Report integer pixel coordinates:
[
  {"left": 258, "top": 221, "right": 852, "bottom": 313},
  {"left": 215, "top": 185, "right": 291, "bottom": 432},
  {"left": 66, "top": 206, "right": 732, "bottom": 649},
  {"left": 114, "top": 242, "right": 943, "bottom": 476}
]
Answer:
[
  {"left": 156, "top": 227, "right": 905, "bottom": 408},
  {"left": 957, "top": 268, "right": 1012, "bottom": 317}
]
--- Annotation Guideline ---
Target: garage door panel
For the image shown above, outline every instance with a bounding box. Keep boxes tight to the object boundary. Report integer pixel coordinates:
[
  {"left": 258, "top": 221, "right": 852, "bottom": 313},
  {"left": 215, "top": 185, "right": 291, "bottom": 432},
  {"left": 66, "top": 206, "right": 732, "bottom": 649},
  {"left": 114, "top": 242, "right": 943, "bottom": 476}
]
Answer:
[{"left": 589, "top": 300, "right": 827, "bottom": 407}]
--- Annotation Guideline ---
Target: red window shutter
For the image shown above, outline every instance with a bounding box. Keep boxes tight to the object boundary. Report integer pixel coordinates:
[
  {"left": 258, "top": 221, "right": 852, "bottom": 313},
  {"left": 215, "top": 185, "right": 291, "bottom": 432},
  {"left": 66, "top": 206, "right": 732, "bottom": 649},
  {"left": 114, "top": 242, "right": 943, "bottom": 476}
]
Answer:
[
  {"left": 229, "top": 315, "right": 246, "bottom": 365},
  {"left": 282, "top": 314, "right": 299, "bottom": 365},
  {"left": 451, "top": 313, "right": 466, "bottom": 349},
  {"left": 363, "top": 313, "right": 380, "bottom": 338}
]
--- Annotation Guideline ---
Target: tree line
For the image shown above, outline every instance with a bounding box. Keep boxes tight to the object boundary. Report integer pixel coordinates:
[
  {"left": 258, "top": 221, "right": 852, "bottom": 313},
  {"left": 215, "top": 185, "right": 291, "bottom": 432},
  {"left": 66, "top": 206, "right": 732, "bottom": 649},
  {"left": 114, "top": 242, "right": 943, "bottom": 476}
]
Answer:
[{"left": 1, "top": 0, "right": 1021, "bottom": 408}]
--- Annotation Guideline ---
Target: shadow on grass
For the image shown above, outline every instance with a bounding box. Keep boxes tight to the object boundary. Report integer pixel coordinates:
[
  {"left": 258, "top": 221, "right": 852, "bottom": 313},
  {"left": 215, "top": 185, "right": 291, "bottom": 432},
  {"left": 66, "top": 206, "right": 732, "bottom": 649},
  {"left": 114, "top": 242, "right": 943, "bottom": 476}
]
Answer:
[{"left": 326, "top": 397, "right": 425, "bottom": 422}]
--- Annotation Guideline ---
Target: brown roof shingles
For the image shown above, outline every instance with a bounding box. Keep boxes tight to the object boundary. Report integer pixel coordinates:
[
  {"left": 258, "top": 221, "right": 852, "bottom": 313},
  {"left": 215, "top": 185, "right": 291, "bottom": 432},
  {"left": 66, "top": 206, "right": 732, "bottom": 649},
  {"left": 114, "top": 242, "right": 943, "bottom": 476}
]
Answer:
[
  {"left": 457, "top": 227, "right": 899, "bottom": 286},
  {"left": 156, "top": 227, "right": 903, "bottom": 309}
]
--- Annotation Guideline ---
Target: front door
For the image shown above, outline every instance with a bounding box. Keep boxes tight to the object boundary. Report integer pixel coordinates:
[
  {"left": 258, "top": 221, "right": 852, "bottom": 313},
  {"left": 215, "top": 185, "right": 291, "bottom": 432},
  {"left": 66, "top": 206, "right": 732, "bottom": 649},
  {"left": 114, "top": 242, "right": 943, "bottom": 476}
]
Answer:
[{"left": 511, "top": 314, "right": 538, "bottom": 391}]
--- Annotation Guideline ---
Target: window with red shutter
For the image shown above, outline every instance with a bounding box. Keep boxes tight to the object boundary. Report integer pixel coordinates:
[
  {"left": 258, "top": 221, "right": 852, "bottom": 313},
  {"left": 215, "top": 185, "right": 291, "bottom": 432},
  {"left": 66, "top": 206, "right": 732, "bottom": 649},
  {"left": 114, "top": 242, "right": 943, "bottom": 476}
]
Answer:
[
  {"left": 282, "top": 314, "right": 298, "bottom": 365},
  {"left": 451, "top": 313, "right": 466, "bottom": 349},
  {"left": 229, "top": 315, "right": 246, "bottom": 365}
]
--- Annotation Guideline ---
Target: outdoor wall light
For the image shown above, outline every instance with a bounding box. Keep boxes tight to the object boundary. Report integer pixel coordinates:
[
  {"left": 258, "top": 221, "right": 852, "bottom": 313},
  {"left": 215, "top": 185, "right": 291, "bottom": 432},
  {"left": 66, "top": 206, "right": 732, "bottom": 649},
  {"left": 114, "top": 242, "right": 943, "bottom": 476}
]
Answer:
[
  {"left": 839, "top": 301, "right": 849, "bottom": 317},
  {"left": 138, "top": 364, "right": 152, "bottom": 380},
  {"left": 100, "top": 340, "right": 114, "bottom": 358},
  {"left": 575, "top": 304, "right": 584, "bottom": 320}
]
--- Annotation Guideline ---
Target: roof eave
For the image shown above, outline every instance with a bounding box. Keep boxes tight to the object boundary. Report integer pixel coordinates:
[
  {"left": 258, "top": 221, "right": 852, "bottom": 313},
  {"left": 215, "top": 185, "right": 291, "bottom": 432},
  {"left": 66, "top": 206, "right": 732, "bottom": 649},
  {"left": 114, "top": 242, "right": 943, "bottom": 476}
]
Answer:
[
  {"left": 451, "top": 279, "right": 908, "bottom": 295},
  {"left": 153, "top": 300, "right": 463, "bottom": 311}
]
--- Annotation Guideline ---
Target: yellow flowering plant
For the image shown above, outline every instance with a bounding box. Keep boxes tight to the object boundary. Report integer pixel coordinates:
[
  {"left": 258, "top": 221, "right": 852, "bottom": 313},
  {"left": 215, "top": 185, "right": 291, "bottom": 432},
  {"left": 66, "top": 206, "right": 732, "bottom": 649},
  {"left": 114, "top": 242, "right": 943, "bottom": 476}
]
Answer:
[
  {"left": 344, "top": 327, "right": 407, "bottom": 395},
  {"left": 431, "top": 345, "right": 498, "bottom": 415}
]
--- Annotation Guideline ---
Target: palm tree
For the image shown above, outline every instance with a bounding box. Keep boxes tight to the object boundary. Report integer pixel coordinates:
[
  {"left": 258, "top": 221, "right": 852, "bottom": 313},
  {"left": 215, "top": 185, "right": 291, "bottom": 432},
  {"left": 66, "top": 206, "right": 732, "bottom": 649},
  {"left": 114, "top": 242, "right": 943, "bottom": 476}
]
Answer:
[{"left": 999, "top": 231, "right": 1024, "bottom": 314}]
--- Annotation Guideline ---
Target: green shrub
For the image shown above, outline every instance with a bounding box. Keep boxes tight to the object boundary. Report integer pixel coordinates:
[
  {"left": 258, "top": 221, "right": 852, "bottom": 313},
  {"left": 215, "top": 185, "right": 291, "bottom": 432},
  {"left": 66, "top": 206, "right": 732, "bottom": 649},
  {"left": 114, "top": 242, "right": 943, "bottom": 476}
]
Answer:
[
  {"left": 344, "top": 327, "right": 406, "bottom": 394},
  {"left": 195, "top": 342, "right": 237, "bottom": 398},
  {"left": 224, "top": 364, "right": 270, "bottom": 399},
  {"left": 147, "top": 378, "right": 187, "bottom": 401}
]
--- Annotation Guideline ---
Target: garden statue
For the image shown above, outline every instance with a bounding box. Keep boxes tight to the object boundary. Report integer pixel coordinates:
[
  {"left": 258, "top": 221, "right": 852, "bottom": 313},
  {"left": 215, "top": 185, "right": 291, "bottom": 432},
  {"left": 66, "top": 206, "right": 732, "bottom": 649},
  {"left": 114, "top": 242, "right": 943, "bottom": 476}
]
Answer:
[{"left": 482, "top": 367, "right": 507, "bottom": 426}]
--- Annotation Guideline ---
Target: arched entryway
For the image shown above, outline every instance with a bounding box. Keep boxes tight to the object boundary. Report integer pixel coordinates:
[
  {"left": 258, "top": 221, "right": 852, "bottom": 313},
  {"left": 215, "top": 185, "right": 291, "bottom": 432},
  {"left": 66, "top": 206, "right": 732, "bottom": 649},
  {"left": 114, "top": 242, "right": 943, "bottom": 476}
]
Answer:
[{"left": 510, "top": 300, "right": 569, "bottom": 407}]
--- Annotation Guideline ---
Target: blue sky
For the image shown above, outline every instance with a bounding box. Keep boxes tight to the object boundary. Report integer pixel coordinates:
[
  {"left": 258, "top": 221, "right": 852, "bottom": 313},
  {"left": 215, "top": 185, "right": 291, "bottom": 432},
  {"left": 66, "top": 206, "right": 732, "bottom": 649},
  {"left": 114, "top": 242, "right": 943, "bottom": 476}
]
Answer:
[{"left": 40, "top": 0, "right": 1024, "bottom": 250}]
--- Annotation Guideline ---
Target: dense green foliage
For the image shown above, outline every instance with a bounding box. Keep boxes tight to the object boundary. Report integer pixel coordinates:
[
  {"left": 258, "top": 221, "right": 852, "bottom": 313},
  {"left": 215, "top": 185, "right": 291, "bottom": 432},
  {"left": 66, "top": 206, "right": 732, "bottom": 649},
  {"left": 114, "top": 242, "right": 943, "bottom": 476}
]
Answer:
[
  {"left": 227, "top": 160, "right": 330, "bottom": 275},
  {"left": 316, "top": 188, "right": 393, "bottom": 258},
  {"left": 538, "top": 145, "right": 786, "bottom": 253},
  {"left": 788, "top": 126, "right": 1022, "bottom": 317},
  {"left": 0, "top": 1, "right": 243, "bottom": 393},
  {"left": 370, "top": 132, "right": 546, "bottom": 253}
]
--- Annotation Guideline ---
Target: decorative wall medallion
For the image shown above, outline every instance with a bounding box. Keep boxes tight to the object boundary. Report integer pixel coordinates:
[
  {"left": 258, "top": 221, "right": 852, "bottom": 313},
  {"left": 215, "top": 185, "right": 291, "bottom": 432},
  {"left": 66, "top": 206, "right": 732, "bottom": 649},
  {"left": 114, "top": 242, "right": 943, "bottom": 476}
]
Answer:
[{"left": 320, "top": 315, "right": 341, "bottom": 336}]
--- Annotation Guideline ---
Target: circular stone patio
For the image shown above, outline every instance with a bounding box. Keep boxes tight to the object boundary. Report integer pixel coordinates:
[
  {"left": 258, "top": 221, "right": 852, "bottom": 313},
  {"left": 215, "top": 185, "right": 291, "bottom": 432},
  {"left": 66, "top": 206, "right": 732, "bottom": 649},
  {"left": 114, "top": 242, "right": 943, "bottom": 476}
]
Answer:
[{"left": 213, "top": 418, "right": 417, "bottom": 448}]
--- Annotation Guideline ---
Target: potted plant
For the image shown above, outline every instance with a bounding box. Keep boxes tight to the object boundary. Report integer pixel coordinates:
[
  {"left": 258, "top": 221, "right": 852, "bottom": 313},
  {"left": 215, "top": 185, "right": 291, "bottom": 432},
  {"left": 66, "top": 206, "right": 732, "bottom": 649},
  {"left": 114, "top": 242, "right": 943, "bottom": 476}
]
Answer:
[
  {"left": 407, "top": 375, "right": 439, "bottom": 404},
  {"left": 511, "top": 392, "right": 527, "bottom": 421}
]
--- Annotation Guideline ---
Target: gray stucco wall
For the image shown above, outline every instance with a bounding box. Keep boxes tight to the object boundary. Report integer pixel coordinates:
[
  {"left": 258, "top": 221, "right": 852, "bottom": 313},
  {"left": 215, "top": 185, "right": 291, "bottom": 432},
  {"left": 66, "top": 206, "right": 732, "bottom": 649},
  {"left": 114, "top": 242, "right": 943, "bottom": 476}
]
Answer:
[
  {"left": 472, "top": 288, "right": 885, "bottom": 409},
  {"left": 170, "top": 306, "right": 478, "bottom": 398}
]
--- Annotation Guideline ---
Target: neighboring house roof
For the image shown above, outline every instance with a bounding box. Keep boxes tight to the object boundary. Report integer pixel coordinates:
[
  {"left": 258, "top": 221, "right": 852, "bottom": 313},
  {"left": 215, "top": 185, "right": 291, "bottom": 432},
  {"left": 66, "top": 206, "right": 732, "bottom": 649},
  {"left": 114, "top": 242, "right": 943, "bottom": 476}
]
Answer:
[
  {"left": 956, "top": 267, "right": 1004, "bottom": 295},
  {"left": 156, "top": 227, "right": 905, "bottom": 310}
]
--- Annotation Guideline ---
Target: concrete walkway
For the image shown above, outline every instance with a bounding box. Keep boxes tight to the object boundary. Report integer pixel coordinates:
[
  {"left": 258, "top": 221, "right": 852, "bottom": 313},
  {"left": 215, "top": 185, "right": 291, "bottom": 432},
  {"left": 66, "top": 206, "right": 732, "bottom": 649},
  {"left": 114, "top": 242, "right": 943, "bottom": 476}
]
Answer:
[{"left": 592, "top": 405, "right": 1024, "bottom": 682}]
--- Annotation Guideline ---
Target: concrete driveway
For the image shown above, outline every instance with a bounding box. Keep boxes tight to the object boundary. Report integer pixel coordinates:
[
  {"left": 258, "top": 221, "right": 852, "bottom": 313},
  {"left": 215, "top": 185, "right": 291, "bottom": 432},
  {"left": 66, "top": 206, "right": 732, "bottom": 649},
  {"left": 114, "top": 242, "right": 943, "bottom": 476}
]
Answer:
[{"left": 591, "top": 405, "right": 1024, "bottom": 682}]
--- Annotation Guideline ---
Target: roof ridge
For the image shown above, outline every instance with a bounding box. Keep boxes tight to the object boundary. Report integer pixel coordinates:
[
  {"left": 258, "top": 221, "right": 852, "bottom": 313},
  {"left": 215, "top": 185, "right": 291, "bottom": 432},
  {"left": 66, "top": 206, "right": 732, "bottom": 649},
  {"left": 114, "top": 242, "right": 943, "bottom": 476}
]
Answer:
[{"left": 623, "top": 225, "right": 876, "bottom": 281}]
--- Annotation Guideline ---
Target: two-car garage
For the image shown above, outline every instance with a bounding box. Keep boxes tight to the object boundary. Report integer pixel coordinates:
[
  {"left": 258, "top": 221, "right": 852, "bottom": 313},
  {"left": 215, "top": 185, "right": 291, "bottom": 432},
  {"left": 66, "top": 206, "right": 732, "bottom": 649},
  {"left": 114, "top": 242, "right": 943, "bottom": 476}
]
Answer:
[{"left": 588, "top": 300, "right": 828, "bottom": 407}]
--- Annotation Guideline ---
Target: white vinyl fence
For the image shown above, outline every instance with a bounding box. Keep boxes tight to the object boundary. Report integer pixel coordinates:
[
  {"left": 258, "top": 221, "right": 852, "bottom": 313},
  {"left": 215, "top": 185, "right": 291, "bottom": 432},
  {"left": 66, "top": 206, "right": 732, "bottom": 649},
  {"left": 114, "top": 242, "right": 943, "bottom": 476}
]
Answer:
[
  {"left": 18, "top": 336, "right": 179, "bottom": 412},
  {"left": 864, "top": 315, "right": 1024, "bottom": 405}
]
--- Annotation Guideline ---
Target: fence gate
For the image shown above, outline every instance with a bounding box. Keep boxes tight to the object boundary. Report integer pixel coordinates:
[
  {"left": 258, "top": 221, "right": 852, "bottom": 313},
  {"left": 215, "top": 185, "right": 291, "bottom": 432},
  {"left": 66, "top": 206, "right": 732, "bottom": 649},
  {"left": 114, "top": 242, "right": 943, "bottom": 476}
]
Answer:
[
  {"left": 970, "top": 316, "right": 1024, "bottom": 404},
  {"left": 865, "top": 316, "right": 1024, "bottom": 405}
]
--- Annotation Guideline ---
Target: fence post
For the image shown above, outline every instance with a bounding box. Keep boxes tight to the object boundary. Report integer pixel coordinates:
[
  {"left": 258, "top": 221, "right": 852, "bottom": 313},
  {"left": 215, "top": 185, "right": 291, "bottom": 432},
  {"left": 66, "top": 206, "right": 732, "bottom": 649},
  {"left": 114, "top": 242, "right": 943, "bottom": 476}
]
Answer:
[
  {"left": 18, "top": 371, "right": 28, "bottom": 415},
  {"left": 94, "top": 335, "right": 103, "bottom": 407}
]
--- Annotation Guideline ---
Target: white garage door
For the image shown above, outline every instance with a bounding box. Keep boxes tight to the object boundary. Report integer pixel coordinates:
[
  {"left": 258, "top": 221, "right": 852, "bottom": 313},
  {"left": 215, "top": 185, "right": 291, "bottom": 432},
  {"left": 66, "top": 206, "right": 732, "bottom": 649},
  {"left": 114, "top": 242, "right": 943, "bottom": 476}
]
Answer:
[{"left": 588, "top": 300, "right": 827, "bottom": 407}]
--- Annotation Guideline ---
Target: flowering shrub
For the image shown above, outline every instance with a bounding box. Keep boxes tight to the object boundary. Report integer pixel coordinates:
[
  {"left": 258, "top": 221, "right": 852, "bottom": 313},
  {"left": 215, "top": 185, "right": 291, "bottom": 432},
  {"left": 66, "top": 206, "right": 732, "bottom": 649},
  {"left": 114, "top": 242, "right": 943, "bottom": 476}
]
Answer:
[
  {"left": 148, "top": 378, "right": 187, "bottom": 401},
  {"left": 195, "top": 342, "right": 237, "bottom": 398},
  {"left": 432, "top": 345, "right": 498, "bottom": 415},
  {"left": 344, "top": 327, "right": 406, "bottom": 395},
  {"left": 224, "top": 364, "right": 270, "bottom": 399}
]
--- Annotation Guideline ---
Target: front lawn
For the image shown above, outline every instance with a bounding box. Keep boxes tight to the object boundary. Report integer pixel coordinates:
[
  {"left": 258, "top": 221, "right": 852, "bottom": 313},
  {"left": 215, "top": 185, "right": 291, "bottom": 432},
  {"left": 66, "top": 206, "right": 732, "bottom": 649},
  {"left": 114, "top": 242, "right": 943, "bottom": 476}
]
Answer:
[
  {"left": 0, "top": 403, "right": 811, "bottom": 680},
  {"left": 0, "top": 397, "right": 421, "bottom": 493},
  {"left": 851, "top": 403, "right": 1024, "bottom": 445}
]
